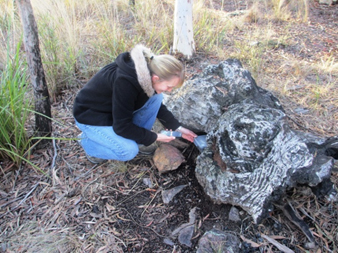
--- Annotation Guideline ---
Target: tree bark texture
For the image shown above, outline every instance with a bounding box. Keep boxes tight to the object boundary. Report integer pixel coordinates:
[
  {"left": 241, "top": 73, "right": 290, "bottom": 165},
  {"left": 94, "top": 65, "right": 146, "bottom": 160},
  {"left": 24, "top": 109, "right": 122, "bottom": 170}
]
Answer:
[
  {"left": 173, "top": 0, "right": 195, "bottom": 59},
  {"left": 17, "top": 0, "right": 52, "bottom": 138}
]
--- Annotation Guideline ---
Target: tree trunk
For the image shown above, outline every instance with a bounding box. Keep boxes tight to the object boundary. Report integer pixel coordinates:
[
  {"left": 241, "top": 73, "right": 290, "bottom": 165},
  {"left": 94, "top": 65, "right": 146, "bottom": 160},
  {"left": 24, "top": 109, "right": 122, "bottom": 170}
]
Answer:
[
  {"left": 173, "top": 0, "right": 195, "bottom": 59},
  {"left": 17, "top": 0, "right": 52, "bottom": 140}
]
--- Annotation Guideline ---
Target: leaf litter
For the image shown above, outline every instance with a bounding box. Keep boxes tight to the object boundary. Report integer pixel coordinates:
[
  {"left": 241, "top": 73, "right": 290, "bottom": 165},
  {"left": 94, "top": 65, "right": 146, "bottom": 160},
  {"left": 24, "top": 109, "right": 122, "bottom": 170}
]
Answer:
[{"left": 1, "top": 1, "right": 338, "bottom": 252}]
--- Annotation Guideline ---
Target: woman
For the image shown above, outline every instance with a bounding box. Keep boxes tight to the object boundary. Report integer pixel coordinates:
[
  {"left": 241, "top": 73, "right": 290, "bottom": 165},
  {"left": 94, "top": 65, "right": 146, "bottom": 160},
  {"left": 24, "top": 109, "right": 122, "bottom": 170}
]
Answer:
[{"left": 73, "top": 44, "right": 197, "bottom": 163}]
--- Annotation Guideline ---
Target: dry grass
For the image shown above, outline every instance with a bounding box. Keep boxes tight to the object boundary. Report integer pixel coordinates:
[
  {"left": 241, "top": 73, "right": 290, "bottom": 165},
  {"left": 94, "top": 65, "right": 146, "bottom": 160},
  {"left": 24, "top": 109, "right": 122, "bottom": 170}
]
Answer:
[
  {"left": 1, "top": 1, "right": 336, "bottom": 122},
  {"left": 1, "top": 221, "right": 82, "bottom": 253},
  {"left": 219, "top": 1, "right": 338, "bottom": 136}
]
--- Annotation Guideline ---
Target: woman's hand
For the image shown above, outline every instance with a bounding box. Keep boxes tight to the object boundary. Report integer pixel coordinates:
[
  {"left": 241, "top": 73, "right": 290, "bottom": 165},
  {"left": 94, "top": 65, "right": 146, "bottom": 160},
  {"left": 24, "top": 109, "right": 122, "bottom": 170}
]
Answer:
[
  {"left": 177, "top": 127, "right": 197, "bottom": 142},
  {"left": 157, "top": 133, "right": 176, "bottom": 143}
]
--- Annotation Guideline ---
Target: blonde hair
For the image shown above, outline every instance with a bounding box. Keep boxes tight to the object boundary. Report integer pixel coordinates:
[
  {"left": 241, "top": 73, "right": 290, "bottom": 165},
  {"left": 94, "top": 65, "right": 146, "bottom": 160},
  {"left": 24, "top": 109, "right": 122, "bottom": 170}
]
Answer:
[{"left": 143, "top": 48, "right": 185, "bottom": 87}]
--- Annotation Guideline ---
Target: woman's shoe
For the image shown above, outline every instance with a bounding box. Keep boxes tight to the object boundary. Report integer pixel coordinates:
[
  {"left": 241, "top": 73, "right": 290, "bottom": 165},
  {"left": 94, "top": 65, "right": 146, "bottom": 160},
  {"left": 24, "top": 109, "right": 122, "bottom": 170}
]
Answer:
[
  {"left": 138, "top": 142, "right": 158, "bottom": 155},
  {"left": 77, "top": 134, "right": 107, "bottom": 164},
  {"left": 84, "top": 154, "right": 107, "bottom": 164}
]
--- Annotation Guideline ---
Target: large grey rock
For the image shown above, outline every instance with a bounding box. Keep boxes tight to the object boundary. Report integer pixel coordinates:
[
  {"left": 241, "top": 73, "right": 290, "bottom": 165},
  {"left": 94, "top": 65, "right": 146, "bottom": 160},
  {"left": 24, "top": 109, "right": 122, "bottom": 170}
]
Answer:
[
  {"left": 164, "top": 59, "right": 282, "bottom": 133},
  {"left": 196, "top": 103, "right": 337, "bottom": 223},
  {"left": 164, "top": 59, "right": 338, "bottom": 223}
]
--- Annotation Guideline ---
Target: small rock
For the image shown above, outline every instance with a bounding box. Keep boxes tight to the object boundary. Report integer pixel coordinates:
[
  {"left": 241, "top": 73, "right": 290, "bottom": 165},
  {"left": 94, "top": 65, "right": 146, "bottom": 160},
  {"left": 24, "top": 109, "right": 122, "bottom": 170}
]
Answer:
[
  {"left": 197, "top": 229, "right": 241, "bottom": 253},
  {"left": 172, "top": 207, "right": 197, "bottom": 247},
  {"left": 162, "top": 185, "right": 187, "bottom": 204},
  {"left": 305, "top": 241, "right": 316, "bottom": 249},
  {"left": 229, "top": 206, "right": 241, "bottom": 222},
  {"left": 178, "top": 225, "right": 194, "bottom": 247},
  {"left": 153, "top": 144, "right": 185, "bottom": 173},
  {"left": 142, "top": 178, "right": 153, "bottom": 188}
]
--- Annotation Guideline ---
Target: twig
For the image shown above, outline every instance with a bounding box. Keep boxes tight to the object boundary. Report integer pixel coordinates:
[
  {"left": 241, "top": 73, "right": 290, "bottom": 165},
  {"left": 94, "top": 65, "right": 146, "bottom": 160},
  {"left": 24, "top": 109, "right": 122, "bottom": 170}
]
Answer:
[
  {"left": 0, "top": 195, "right": 25, "bottom": 209},
  {"left": 115, "top": 190, "right": 147, "bottom": 207},
  {"left": 51, "top": 138, "right": 58, "bottom": 169},
  {"left": 74, "top": 164, "right": 98, "bottom": 181},
  {"left": 141, "top": 189, "right": 161, "bottom": 217},
  {"left": 298, "top": 207, "right": 316, "bottom": 222},
  {"left": 286, "top": 115, "right": 312, "bottom": 132},
  {"left": 125, "top": 169, "right": 147, "bottom": 194},
  {"left": 0, "top": 183, "right": 40, "bottom": 219},
  {"left": 100, "top": 231, "right": 127, "bottom": 248},
  {"left": 275, "top": 200, "right": 316, "bottom": 244},
  {"left": 62, "top": 156, "right": 74, "bottom": 175},
  {"left": 121, "top": 207, "right": 166, "bottom": 238},
  {"left": 261, "top": 233, "right": 295, "bottom": 253},
  {"left": 12, "top": 164, "right": 24, "bottom": 190},
  {"left": 184, "top": 144, "right": 195, "bottom": 162},
  {"left": 81, "top": 177, "right": 100, "bottom": 196},
  {"left": 15, "top": 183, "right": 40, "bottom": 208}
]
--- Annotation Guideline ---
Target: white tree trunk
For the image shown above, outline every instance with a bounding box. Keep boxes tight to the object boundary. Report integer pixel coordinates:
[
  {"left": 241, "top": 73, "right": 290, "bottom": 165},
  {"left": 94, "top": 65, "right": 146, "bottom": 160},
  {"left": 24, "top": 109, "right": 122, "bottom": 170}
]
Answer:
[{"left": 173, "top": 0, "right": 195, "bottom": 59}]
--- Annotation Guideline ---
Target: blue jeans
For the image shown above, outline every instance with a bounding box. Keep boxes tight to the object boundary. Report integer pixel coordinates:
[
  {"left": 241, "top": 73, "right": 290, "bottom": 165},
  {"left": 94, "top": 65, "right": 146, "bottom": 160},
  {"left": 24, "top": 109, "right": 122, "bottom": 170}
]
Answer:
[{"left": 76, "top": 93, "right": 163, "bottom": 161}]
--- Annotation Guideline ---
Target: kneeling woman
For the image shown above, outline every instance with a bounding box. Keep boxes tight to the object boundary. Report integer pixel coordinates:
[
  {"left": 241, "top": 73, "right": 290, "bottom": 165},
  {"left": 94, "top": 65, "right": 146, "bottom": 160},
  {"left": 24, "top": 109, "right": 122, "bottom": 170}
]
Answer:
[{"left": 73, "top": 44, "right": 197, "bottom": 163}]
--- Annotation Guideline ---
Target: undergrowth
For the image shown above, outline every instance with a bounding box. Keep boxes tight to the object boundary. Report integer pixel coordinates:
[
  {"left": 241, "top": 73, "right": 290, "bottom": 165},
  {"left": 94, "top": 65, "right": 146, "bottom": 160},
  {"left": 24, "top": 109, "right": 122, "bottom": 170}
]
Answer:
[{"left": 0, "top": 41, "right": 32, "bottom": 165}]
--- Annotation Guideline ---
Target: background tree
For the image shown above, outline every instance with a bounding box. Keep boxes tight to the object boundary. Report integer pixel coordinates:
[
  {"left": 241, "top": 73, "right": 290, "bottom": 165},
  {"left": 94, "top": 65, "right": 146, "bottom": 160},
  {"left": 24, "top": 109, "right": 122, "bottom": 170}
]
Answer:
[
  {"left": 173, "top": 0, "right": 195, "bottom": 59},
  {"left": 17, "top": 0, "right": 52, "bottom": 141}
]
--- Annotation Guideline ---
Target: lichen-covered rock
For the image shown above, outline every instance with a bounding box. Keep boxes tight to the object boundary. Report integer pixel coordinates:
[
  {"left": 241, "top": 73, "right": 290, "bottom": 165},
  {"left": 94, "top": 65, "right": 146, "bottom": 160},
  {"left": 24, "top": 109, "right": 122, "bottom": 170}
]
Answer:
[
  {"left": 195, "top": 102, "right": 337, "bottom": 223},
  {"left": 164, "top": 59, "right": 338, "bottom": 223},
  {"left": 164, "top": 59, "right": 282, "bottom": 133}
]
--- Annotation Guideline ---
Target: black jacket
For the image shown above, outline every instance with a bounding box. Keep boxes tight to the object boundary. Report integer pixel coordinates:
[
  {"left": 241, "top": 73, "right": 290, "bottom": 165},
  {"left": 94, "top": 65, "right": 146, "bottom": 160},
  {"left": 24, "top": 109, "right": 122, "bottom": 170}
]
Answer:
[{"left": 73, "top": 45, "right": 180, "bottom": 146}]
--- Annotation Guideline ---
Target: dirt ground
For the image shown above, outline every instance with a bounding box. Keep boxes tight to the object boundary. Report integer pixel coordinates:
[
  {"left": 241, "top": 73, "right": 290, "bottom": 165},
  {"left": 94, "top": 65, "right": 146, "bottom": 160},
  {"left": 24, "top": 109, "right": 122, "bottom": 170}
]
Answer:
[{"left": 1, "top": 1, "right": 338, "bottom": 252}]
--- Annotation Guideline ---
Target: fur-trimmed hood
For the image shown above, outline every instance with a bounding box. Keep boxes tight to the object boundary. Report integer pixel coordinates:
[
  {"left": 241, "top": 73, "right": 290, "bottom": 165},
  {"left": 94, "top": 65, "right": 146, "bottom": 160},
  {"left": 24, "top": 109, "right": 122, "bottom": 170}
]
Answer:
[{"left": 130, "top": 44, "right": 155, "bottom": 97}]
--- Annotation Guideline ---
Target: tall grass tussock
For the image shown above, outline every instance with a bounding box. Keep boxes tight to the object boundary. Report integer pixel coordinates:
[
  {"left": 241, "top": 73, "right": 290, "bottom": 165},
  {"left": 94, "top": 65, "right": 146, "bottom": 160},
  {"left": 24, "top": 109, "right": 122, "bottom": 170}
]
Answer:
[{"left": 0, "top": 41, "right": 32, "bottom": 165}]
